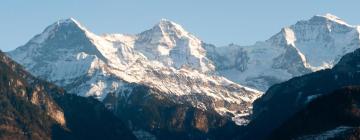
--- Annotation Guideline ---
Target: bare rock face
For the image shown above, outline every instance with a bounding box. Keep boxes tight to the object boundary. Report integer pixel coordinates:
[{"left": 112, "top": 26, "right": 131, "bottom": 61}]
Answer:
[{"left": 30, "top": 85, "right": 66, "bottom": 126}]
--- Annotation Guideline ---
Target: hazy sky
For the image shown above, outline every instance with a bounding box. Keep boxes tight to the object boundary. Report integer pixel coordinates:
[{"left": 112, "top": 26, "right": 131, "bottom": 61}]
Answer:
[{"left": 1, "top": 0, "right": 360, "bottom": 51}]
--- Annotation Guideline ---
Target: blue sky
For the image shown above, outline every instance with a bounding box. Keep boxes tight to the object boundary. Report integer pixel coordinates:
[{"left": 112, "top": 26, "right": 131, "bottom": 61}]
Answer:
[{"left": 1, "top": 0, "right": 360, "bottom": 51}]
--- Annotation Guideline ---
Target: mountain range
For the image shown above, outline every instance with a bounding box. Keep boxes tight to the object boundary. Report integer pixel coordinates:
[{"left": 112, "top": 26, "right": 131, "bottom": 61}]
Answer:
[
  {"left": 8, "top": 17, "right": 258, "bottom": 139},
  {"left": 5, "top": 13, "right": 360, "bottom": 140},
  {"left": 207, "top": 13, "right": 360, "bottom": 91}
]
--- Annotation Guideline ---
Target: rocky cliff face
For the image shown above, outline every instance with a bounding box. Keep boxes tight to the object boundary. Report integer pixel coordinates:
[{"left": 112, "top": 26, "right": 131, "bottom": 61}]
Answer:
[{"left": 0, "top": 50, "right": 136, "bottom": 140}]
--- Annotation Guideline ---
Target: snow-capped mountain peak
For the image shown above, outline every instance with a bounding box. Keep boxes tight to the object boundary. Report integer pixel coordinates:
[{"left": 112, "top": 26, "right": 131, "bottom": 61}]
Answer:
[
  {"left": 157, "top": 18, "right": 189, "bottom": 36},
  {"left": 207, "top": 14, "right": 360, "bottom": 91},
  {"left": 301, "top": 13, "right": 354, "bottom": 34},
  {"left": 137, "top": 18, "right": 196, "bottom": 49},
  {"left": 29, "top": 17, "right": 91, "bottom": 45},
  {"left": 135, "top": 19, "right": 214, "bottom": 72},
  {"left": 269, "top": 27, "right": 297, "bottom": 46},
  {"left": 138, "top": 18, "right": 190, "bottom": 42},
  {"left": 8, "top": 18, "right": 110, "bottom": 87},
  {"left": 313, "top": 13, "right": 350, "bottom": 26},
  {"left": 58, "top": 18, "right": 84, "bottom": 28}
]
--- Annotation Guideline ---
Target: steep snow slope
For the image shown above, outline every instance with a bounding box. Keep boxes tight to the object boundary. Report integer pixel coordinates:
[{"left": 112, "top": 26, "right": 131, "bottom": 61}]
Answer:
[
  {"left": 8, "top": 18, "right": 261, "bottom": 126},
  {"left": 207, "top": 14, "right": 360, "bottom": 91}
]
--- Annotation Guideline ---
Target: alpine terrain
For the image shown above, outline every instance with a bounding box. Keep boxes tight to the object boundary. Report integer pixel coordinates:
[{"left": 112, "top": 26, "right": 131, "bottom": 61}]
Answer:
[
  {"left": 0, "top": 50, "right": 136, "bottom": 140},
  {"left": 7, "top": 13, "right": 360, "bottom": 140},
  {"left": 8, "top": 18, "right": 260, "bottom": 139},
  {"left": 206, "top": 13, "right": 360, "bottom": 91}
]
